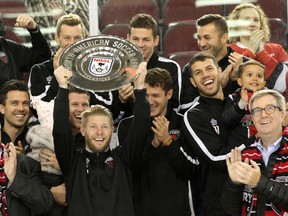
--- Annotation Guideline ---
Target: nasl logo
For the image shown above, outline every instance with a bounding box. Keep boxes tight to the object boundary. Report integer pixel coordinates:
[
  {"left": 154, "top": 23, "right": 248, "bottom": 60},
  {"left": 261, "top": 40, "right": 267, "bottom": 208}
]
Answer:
[{"left": 89, "top": 57, "right": 114, "bottom": 77}]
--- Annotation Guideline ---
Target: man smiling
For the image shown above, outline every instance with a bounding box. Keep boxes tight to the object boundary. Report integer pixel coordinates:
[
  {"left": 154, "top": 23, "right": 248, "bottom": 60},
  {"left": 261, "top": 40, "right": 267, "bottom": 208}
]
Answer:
[
  {"left": 222, "top": 89, "right": 288, "bottom": 215},
  {"left": 0, "top": 80, "right": 30, "bottom": 154},
  {"left": 53, "top": 63, "right": 148, "bottom": 216},
  {"left": 183, "top": 52, "right": 243, "bottom": 215},
  {"left": 180, "top": 14, "right": 246, "bottom": 112}
]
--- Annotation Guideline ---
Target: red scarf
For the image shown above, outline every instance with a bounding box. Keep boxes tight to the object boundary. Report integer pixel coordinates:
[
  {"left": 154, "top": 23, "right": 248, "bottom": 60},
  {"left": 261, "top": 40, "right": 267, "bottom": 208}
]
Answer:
[
  {"left": 0, "top": 143, "right": 8, "bottom": 216},
  {"left": 247, "top": 91, "right": 257, "bottom": 137}
]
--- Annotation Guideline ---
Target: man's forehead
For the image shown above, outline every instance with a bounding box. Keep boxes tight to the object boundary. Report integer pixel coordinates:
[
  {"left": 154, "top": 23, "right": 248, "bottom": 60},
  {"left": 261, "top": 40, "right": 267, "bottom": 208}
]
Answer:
[
  {"left": 69, "top": 92, "right": 89, "bottom": 101},
  {"left": 6, "top": 90, "right": 29, "bottom": 100},
  {"left": 192, "top": 59, "right": 215, "bottom": 70},
  {"left": 144, "top": 83, "right": 164, "bottom": 92},
  {"left": 197, "top": 23, "right": 217, "bottom": 33},
  {"left": 130, "top": 27, "right": 153, "bottom": 37}
]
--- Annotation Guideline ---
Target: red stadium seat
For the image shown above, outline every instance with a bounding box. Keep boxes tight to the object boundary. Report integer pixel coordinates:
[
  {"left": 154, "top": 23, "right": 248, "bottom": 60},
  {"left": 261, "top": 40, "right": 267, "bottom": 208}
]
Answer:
[
  {"left": 169, "top": 51, "right": 198, "bottom": 69},
  {"left": 163, "top": 20, "right": 200, "bottom": 56},
  {"left": 0, "top": 0, "right": 26, "bottom": 43},
  {"left": 162, "top": 0, "right": 223, "bottom": 25},
  {"left": 101, "top": 24, "right": 129, "bottom": 39},
  {"left": 258, "top": 0, "right": 287, "bottom": 23},
  {"left": 100, "top": 0, "right": 159, "bottom": 30},
  {"left": 269, "top": 18, "right": 287, "bottom": 50}
]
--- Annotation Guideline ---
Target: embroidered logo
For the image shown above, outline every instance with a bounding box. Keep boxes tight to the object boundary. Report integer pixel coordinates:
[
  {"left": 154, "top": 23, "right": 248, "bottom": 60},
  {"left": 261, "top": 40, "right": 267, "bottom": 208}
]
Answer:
[
  {"left": 0, "top": 52, "right": 8, "bottom": 64},
  {"left": 89, "top": 56, "right": 114, "bottom": 77},
  {"left": 169, "top": 129, "right": 180, "bottom": 141},
  {"left": 210, "top": 118, "right": 220, "bottom": 134},
  {"left": 105, "top": 156, "right": 114, "bottom": 169},
  {"left": 46, "top": 75, "right": 52, "bottom": 84},
  {"left": 241, "top": 114, "right": 254, "bottom": 127}
]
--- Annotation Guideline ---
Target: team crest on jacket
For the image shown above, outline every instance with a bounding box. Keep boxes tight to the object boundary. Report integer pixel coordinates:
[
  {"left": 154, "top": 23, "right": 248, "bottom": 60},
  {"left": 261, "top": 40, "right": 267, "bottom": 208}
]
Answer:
[
  {"left": 210, "top": 118, "right": 220, "bottom": 134},
  {"left": 169, "top": 129, "right": 180, "bottom": 141},
  {"left": 0, "top": 52, "right": 8, "bottom": 64},
  {"left": 89, "top": 56, "right": 114, "bottom": 77}
]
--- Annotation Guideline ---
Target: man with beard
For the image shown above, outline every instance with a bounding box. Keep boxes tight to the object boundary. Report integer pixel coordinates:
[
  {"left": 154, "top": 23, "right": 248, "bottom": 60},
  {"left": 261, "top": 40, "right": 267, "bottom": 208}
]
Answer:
[
  {"left": 182, "top": 52, "right": 245, "bottom": 215},
  {"left": 52, "top": 63, "right": 148, "bottom": 216},
  {"left": 180, "top": 14, "right": 245, "bottom": 113}
]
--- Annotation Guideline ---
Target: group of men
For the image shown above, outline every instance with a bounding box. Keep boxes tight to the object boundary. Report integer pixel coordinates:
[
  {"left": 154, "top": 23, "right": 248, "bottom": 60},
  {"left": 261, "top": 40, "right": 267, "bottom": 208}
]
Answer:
[{"left": 0, "top": 5, "right": 288, "bottom": 216}]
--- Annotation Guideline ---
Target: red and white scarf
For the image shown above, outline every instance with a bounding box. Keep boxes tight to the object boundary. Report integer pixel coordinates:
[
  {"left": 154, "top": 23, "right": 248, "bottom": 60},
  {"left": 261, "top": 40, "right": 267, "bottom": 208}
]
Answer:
[{"left": 0, "top": 143, "right": 7, "bottom": 216}]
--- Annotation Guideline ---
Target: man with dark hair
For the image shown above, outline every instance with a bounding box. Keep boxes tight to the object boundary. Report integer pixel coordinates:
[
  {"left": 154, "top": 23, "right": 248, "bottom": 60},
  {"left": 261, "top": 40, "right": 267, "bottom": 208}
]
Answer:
[
  {"left": 180, "top": 14, "right": 245, "bottom": 112},
  {"left": 0, "top": 124, "right": 53, "bottom": 216},
  {"left": 183, "top": 52, "right": 244, "bottom": 215},
  {"left": 117, "top": 67, "right": 193, "bottom": 216},
  {"left": 0, "top": 80, "right": 30, "bottom": 154},
  {"left": 0, "top": 14, "right": 51, "bottom": 87},
  {"left": 127, "top": 13, "right": 182, "bottom": 110}
]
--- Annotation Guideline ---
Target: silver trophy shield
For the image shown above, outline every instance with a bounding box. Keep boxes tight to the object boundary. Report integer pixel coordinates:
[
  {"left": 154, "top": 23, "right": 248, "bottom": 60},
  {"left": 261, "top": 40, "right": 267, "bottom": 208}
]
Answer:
[{"left": 59, "top": 35, "right": 143, "bottom": 92}]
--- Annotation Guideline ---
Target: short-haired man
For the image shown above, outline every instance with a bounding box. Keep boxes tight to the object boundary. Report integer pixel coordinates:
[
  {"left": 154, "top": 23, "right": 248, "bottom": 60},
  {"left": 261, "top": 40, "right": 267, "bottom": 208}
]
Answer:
[
  {"left": 0, "top": 124, "right": 53, "bottom": 215},
  {"left": 127, "top": 13, "right": 182, "bottom": 110},
  {"left": 180, "top": 14, "right": 245, "bottom": 112},
  {"left": 117, "top": 67, "right": 193, "bottom": 216},
  {"left": 183, "top": 52, "right": 244, "bottom": 215},
  {"left": 222, "top": 89, "right": 288, "bottom": 215},
  {"left": 52, "top": 63, "right": 148, "bottom": 216},
  {"left": 29, "top": 13, "right": 86, "bottom": 102},
  {"left": 0, "top": 80, "right": 30, "bottom": 154},
  {"left": 28, "top": 13, "right": 124, "bottom": 125}
]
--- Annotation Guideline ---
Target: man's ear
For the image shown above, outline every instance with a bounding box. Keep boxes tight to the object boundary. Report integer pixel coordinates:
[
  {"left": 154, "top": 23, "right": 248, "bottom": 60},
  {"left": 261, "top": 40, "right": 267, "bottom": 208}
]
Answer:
[
  {"left": 221, "top": 32, "right": 229, "bottom": 44},
  {"left": 54, "top": 33, "right": 60, "bottom": 45},
  {"left": 190, "top": 77, "right": 196, "bottom": 88},
  {"left": 167, "top": 89, "right": 173, "bottom": 100},
  {"left": 0, "top": 104, "right": 4, "bottom": 115},
  {"left": 154, "top": 35, "right": 159, "bottom": 47},
  {"left": 80, "top": 125, "right": 85, "bottom": 136}
]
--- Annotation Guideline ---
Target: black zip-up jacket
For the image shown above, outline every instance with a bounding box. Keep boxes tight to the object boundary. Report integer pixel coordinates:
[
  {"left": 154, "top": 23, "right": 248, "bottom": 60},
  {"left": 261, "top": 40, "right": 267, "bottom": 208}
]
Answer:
[
  {"left": 183, "top": 96, "right": 245, "bottom": 216},
  {"left": 117, "top": 96, "right": 192, "bottom": 216},
  {"left": 222, "top": 88, "right": 258, "bottom": 148},
  {"left": 53, "top": 88, "right": 147, "bottom": 216},
  {"left": 0, "top": 29, "right": 51, "bottom": 87}
]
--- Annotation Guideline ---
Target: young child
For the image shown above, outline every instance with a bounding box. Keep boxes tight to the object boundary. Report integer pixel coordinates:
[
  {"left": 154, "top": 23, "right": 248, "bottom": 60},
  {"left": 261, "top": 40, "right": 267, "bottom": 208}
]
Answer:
[
  {"left": 26, "top": 96, "right": 64, "bottom": 185},
  {"left": 222, "top": 60, "right": 266, "bottom": 147}
]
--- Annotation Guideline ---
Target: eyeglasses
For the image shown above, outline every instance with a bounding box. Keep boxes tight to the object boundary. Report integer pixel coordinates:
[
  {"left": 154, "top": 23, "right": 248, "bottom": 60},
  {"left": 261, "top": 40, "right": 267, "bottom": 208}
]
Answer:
[{"left": 251, "top": 105, "right": 281, "bottom": 116}]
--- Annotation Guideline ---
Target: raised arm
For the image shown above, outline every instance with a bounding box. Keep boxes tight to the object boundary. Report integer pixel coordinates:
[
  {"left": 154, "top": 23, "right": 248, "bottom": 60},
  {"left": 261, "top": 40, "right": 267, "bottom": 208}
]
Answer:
[{"left": 52, "top": 66, "right": 74, "bottom": 175}]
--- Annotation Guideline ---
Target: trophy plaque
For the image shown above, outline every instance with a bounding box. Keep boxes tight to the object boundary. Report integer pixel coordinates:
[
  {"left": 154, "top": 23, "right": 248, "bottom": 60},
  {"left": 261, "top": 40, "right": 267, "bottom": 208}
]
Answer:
[{"left": 59, "top": 35, "right": 143, "bottom": 92}]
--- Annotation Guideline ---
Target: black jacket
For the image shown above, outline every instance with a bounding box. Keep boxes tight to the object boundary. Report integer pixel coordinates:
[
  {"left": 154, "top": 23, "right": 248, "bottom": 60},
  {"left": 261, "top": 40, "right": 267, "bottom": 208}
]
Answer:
[
  {"left": 1, "top": 127, "right": 30, "bottom": 154},
  {"left": 117, "top": 90, "right": 192, "bottom": 216},
  {"left": 0, "top": 30, "right": 51, "bottom": 87},
  {"left": 6, "top": 154, "right": 53, "bottom": 215},
  {"left": 183, "top": 96, "right": 243, "bottom": 216},
  {"left": 53, "top": 88, "right": 147, "bottom": 216}
]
